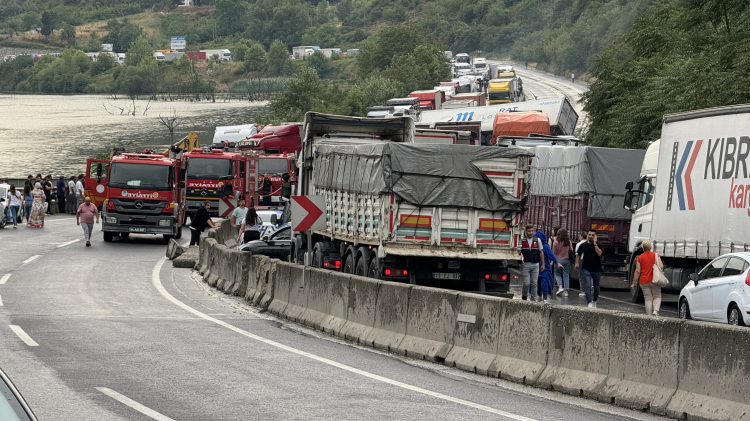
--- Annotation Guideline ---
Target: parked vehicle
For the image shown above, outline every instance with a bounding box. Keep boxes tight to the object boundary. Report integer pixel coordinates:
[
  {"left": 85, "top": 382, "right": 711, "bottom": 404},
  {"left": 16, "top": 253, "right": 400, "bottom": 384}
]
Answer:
[
  {"left": 98, "top": 150, "right": 186, "bottom": 242},
  {"left": 409, "top": 90, "right": 445, "bottom": 110},
  {"left": 452, "top": 92, "right": 486, "bottom": 107},
  {"left": 624, "top": 104, "right": 750, "bottom": 301},
  {"left": 420, "top": 97, "right": 579, "bottom": 144},
  {"left": 185, "top": 52, "right": 206, "bottom": 61},
  {"left": 234, "top": 123, "right": 302, "bottom": 155},
  {"left": 492, "top": 112, "right": 550, "bottom": 139},
  {"left": 527, "top": 145, "right": 646, "bottom": 284},
  {"left": 153, "top": 52, "right": 165, "bottom": 61},
  {"left": 454, "top": 53, "right": 470, "bottom": 64},
  {"left": 183, "top": 149, "right": 260, "bottom": 217},
  {"left": 239, "top": 224, "right": 293, "bottom": 259},
  {"left": 472, "top": 57, "right": 487, "bottom": 74},
  {"left": 0, "top": 182, "right": 9, "bottom": 228},
  {"left": 679, "top": 252, "right": 750, "bottom": 325},
  {"left": 200, "top": 49, "right": 232, "bottom": 61},
  {"left": 212, "top": 124, "right": 258, "bottom": 150},
  {"left": 452, "top": 63, "right": 472, "bottom": 77},
  {"left": 292, "top": 113, "right": 532, "bottom": 294},
  {"left": 488, "top": 77, "right": 519, "bottom": 104}
]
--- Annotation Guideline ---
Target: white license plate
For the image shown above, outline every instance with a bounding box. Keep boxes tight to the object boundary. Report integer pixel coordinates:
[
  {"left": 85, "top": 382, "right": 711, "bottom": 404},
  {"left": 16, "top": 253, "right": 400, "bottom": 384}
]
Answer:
[
  {"left": 129, "top": 227, "right": 147, "bottom": 232},
  {"left": 433, "top": 272, "right": 461, "bottom": 280}
]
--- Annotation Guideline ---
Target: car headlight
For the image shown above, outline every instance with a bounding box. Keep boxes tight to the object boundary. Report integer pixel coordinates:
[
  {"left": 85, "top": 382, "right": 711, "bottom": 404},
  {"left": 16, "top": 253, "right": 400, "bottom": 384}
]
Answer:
[
  {"left": 159, "top": 219, "right": 171, "bottom": 226},
  {"left": 105, "top": 217, "right": 117, "bottom": 224}
]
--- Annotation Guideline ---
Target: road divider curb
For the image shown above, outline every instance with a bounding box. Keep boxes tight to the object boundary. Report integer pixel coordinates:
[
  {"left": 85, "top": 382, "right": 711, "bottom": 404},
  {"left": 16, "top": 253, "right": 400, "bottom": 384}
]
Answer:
[{"left": 189, "top": 224, "right": 750, "bottom": 421}]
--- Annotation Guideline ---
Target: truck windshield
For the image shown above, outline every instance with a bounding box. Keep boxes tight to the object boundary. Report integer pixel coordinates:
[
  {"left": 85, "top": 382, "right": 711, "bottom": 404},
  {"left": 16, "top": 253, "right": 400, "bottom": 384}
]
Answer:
[
  {"left": 489, "top": 91, "right": 510, "bottom": 100},
  {"left": 259, "top": 158, "right": 288, "bottom": 175},
  {"left": 474, "top": 63, "right": 487, "bottom": 69},
  {"left": 108, "top": 163, "right": 172, "bottom": 190},
  {"left": 187, "top": 158, "right": 232, "bottom": 180}
]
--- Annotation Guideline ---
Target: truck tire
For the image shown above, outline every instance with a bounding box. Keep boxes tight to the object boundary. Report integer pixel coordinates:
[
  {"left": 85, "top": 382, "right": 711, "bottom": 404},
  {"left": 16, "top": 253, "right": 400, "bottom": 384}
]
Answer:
[
  {"left": 354, "top": 247, "right": 371, "bottom": 277},
  {"left": 312, "top": 244, "right": 325, "bottom": 268},
  {"left": 0, "top": 213, "right": 6, "bottom": 229},
  {"left": 368, "top": 255, "right": 380, "bottom": 279},
  {"left": 343, "top": 253, "right": 355, "bottom": 274},
  {"left": 103, "top": 232, "right": 114, "bottom": 242}
]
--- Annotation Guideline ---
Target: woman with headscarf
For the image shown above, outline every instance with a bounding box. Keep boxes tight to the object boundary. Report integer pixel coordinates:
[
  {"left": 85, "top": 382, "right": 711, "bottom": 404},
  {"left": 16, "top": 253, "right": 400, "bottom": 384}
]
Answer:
[
  {"left": 535, "top": 230, "right": 563, "bottom": 303},
  {"left": 28, "top": 182, "right": 46, "bottom": 227}
]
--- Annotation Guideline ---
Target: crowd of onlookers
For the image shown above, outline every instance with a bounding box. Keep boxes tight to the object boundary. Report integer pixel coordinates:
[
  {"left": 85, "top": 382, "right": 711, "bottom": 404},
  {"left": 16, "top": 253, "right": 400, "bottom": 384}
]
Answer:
[{"left": 3, "top": 174, "right": 86, "bottom": 228}]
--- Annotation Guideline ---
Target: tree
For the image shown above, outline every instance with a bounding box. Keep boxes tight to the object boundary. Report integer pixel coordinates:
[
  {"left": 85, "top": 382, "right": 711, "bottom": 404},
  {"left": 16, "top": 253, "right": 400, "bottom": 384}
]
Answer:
[
  {"left": 40, "top": 11, "right": 54, "bottom": 38},
  {"left": 356, "top": 23, "right": 445, "bottom": 78},
  {"left": 269, "top": 66, "right": 345, "bottom": 121},
  {"left": 102, "top": 19, "right": 143, "bottom": 53},
  {"left": 233, "top": 43, "right": 250, "bottom": 62},
  {"left": 61, "top": 23, "right": 76, "bottom": 47},
  {"left": 267, "top": 39, "right": 290, "bottom": 76},
  {"left": 125, "top": 36, "right": 156, "bottom": 67},
  {"left": 215, "top": 0, "right": 248, "bottom": 36},
  {"left": 344, "top": 75, "right": 405, "bottom": 116},
  {"left": 305, "top": 51, "right": 333, "bottom": 78},
  {"left": 90, "top": 53, "right": 115, "bottom": 76},
  {"left": 241, "top": 43, "right": 268, "bottom": 73}
]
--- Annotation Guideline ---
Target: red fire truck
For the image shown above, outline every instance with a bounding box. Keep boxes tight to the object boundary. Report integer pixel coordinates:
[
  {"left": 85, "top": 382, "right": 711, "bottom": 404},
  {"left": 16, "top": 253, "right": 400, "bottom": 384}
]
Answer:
[
  {"left": 98, "top": 150, "right": 186, "bottom": 242},
  {"left": 257, "top": 154, "right": 296, "bottom": 205},
  {"left": 183, "top": 149, "right": 260, "bottom": 217}
]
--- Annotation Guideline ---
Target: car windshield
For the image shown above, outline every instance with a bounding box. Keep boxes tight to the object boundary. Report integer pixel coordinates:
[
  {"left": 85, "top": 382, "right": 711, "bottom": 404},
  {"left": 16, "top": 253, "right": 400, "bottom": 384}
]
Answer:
[
  {"left": 0, "top": 372, "right": 33, "bottom": 421},
  {"left": 489, "top": 91, "right": 510, "bottom": 100},
  {"left": 258, "top": 211, "right": 281, "bottom": 223},
  {"left": 108, "top": 163, "right": 172, "bottom": 190},
  {"left": 187, "top": 158, "right": 231, "bottom": 180},
  {"left": 258, "top": 158, "right": 288, "bottom": 175}
]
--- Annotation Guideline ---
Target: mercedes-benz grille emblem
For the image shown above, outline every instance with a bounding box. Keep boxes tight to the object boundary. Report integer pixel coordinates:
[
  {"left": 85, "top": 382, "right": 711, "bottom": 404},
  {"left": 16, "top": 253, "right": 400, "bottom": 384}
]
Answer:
[
  {"left": 134, "top": 200, "right": 144, "bottom": 209},
  {"left": 200, "top": 188, "right": 208, "bottom": 196}
]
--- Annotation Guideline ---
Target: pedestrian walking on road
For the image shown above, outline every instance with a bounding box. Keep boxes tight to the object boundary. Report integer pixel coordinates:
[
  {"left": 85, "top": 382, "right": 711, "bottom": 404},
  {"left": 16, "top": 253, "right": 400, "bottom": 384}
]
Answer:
[
  {"left": 575, "top": 231, "right": 587, "bottom": 291},
  {"left": 535, "top": 230, "right": 563, "bottom": 303},
  {"left": 22, "top": 185, "right": 33, "bottom": 223},
  {"left": 76, "top": 196, "right": 99, "bottom": 247},
  {"left": 75, "top": 174, "right": 85, "bottom": 209},
  {"left": 56, "top": 176, "right": 66, "bottom": 214},
  {"left": 66, "top": 176, "right": 77, "bottom": 214},
  {"left": 43, "top": 175, "right": 53, "bottom": 215},
  {"left": 576, "top": 229, "right": 603, "bottom": 307},
  {"left": 237, "top": 207, "right": 263, "bottom": 245},
  {"left": 631, "top": 239, "right": 663, "bottom": 316},
  {"left": 6, "top": 184, "right": 22, "bottom": 228},
  {"left": 189, "top": 201, "right": 216, "bottom": 246},
  {"left": 552, "top": 228, "right": 573, "bottom": 297},
  {"left": 520, "top": 225, "right": 545, "bottom": 301},
  {"left": 28, "top": 182, "right": 46, "bottom": 228},
  {"left": 571, "top": 73, "right": 575, "bottom": 83}
]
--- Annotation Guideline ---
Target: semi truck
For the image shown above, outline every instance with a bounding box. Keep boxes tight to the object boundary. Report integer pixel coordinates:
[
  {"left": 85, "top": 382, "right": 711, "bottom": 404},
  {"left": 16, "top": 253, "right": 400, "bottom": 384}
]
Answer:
[
  {"left": 292, "top": 113, "right": 532, "bottom": 294},
  {"left": 623, "top": 104, "right": 750, "bottom": 302},
  {"left": 234, "top": 123, "right": 302, "bottom": 155},
  {"left": 99, "top": 150, "right": 186, "bottom": 242},
  {"left": 527, "top": 145, "right": 646, "bottom": 284},
  {"left": 488, "top": 77, "right": 519, "bottom": 104},
  {"left": 200, "top": 49, "right": 232, "bottom": 61}
]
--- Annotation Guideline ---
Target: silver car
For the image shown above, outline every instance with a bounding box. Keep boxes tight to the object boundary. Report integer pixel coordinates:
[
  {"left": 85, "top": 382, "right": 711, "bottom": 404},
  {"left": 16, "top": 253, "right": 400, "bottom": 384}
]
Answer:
[{"left": 0, "top": 183, "right": 9, "bottom": 228}]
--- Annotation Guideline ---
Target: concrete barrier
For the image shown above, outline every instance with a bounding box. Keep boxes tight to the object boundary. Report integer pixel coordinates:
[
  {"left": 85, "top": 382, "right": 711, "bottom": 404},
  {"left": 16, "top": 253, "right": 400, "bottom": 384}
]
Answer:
[
  {"left": 299, "top": 269, "right": 349, "bottom": 335},
  {"left": 537, "top": 306, "right": 612, "bottom": 397},
  {"left": 282, "top": 264, "right": 309, "bottom": 323},
  {"left": 244, "top": 256, "right": 267, "bottom": 304},
  {"left": 340, "top": 276, "right": 381, "bottom": 344},
  {"left": 267, "top": 261, "right": 293, "bottom": 317},
  {"left": 395, "top": 286, "right": 457, "bottom": 362},
  {"left": 490, "top": 299, "right": 549, "bottom": 384},
  {"left": 597, "top": 313, "right": 682, "bottom": 413},
  {"left": 196, "top": 237, "right": 216, "bottom": 275},
  {"left": 444, "top": 293, "right": 504, "bottom": 375},
  {"left": 166, "top": 239, "right": 187, "bottom": 260},
  {"left": 666, "top": 321, "right": 750, "bottom": 421},
  {"left": 363, "top": 281, "right": 410, "bottom": 352}
]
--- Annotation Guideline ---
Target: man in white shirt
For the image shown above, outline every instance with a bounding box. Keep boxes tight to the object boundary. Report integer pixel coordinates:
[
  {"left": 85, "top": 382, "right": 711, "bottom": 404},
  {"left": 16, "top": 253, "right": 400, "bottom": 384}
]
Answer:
[
  {"left": 75, "top": 174, "right": 85, "bottom": 209},
  {"left": 230, "top": 198, "right": 248, "bottom": 229},
  {"left": 66, "top": 176, "right": 77, "bottom": 214}
]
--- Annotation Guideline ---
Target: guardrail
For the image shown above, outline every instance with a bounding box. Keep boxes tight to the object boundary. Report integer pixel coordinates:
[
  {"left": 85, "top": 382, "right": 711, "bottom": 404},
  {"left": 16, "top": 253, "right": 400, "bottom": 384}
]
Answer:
[{"left": 186, "top": 219, "right": 750, "bottom": 421}]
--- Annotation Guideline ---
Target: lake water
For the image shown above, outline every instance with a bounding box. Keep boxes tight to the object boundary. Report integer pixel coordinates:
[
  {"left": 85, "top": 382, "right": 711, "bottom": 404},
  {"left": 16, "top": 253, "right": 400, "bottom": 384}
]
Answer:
[{"left": 0, "top": 94, "right": 267, "bottom": 179}]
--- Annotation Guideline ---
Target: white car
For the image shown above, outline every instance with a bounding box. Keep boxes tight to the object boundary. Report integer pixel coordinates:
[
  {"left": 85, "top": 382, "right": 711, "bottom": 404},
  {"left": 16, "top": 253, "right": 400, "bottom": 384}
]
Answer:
[
  {"left": 0, "top": 183, "right": 9, "bottom": 228},
  {"left": 679, "top": 252, "right": 750, "bottom": 325}
]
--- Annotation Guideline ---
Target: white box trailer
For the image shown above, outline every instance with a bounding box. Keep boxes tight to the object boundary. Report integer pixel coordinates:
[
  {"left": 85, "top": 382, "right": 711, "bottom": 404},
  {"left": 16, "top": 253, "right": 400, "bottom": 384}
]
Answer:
[
  {"left": 420, "top": 97, "right": 579, "bottom": 142},
  {"left": 624, "top": 103, "right": 750, "bottom": 299},
  {"left": 293, "top": 113, "right": 531, "bottom": 293}
]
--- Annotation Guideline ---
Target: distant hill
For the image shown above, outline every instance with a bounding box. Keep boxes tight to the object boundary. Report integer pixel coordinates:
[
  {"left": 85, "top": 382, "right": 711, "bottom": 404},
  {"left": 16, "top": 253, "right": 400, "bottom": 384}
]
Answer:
[{"left": 0, "top": 0, "right": 657, "bottom": 75}]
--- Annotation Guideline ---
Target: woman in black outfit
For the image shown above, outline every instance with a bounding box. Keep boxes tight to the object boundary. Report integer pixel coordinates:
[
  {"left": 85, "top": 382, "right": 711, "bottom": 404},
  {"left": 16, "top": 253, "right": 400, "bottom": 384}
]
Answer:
[
  {"left": 189, "top": 201, "right": 217, "bottom": 246},
  {"left": 237, "top": 207, "right": 263, "bottom": 244}
]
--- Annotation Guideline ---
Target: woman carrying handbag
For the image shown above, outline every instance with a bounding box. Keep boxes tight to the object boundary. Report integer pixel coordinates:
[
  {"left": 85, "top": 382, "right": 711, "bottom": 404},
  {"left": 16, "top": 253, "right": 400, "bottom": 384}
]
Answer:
[{"left": 631, "top": 239, "right": 664, "bottom": 316}]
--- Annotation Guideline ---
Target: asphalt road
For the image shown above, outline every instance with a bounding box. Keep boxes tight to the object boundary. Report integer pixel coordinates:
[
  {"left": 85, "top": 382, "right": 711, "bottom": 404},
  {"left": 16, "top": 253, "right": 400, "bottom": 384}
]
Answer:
[{"left": 0, "top": 214, "right": 678, "bottom": 421}]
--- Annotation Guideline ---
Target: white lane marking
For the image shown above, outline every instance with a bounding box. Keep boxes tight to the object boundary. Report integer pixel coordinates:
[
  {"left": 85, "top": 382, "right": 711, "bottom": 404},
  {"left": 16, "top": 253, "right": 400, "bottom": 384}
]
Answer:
[
  {"left": 96, "top": 387, "right": 176, "bottom": 421},
  {"left": 22, "top": 255, "right": 40, "bottom": 265},
  {"left": 0, "top": 274, "right": 10, "bottom": 285},
  {"left": 152, "top": 258, "right": 538, "bottom": 421},
  {"left": 0, "top": 295, "right": 3, "bottom": 306},
  {"left": 57, "top": 239, "right": 80, "bottom": 248},
  {"left": 9, "top": 325, "right": 39, "bottom": 346}
]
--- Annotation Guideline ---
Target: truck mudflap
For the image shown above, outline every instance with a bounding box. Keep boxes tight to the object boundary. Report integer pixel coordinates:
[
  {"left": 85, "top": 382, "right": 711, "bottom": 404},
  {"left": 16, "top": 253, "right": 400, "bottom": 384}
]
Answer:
[
  {"left": 383, "top": 255, "right": 514, "bottom": 294},
  {"left": 102, "top": 213, "right": 179, "bottom": 235}
]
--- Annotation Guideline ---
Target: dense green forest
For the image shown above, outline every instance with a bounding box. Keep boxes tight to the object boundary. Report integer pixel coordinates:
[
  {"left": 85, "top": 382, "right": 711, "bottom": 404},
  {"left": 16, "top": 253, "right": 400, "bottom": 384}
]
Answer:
[{"left": 583, "top": 0, "right": 750, "bottom": 148}]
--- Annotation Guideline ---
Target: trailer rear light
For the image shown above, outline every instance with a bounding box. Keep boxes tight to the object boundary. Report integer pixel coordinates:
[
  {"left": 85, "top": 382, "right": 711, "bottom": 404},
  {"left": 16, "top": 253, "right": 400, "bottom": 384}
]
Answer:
[
  {"left": 484, "top": 273, "right": 509, "bottom": 282},
  {"left": 324, "top": 260, "right": 342, "bottom": 270},
  {"left": 384, "top": 268, "right": 408, "bottom": 277},
  {"left": 745, "top": 270, "right": 750, "bottom": 287}
]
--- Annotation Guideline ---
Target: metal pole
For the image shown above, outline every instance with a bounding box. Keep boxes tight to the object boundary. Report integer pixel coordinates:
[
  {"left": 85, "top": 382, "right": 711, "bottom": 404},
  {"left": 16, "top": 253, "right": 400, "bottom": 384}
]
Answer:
[{"left": 305, "top": 231, "right": 312, "bottom": 266}]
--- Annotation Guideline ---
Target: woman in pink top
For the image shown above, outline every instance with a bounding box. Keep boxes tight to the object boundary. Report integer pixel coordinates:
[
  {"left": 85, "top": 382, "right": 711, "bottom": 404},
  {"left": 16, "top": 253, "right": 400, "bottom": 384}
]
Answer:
[{"left": 551, "top": 228, "right": 573, "bottom": 297}]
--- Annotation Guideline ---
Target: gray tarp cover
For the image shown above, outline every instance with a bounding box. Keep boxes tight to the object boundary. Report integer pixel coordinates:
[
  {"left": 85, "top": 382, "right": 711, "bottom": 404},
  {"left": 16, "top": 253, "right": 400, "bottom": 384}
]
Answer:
[
  {"left": 313, "top": 143, "right": 533, "bottom": 212},
  {"left": 529, "top": 146, "right": 646, "bottom": 220}
]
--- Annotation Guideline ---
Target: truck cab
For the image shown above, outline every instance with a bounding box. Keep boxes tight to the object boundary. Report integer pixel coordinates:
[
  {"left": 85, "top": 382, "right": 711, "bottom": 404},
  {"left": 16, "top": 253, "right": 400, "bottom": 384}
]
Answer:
[
  {"left": 624, "top": 139, "right": 660, "bottom": 251},
  {"left": 100, "top": 152, "right": 185, "bottom": 242},
  {"left": 488, "top": 78, "right": 518, "bottom": 104},
  {"left": 234, "top": 123, "right": 302, "bottom": 155},
  {"left": 184, "top": 149, "right": 259, "bottom": 217},
  {"left": 257, "top": 154, "right": 296, "bottom": 205}
]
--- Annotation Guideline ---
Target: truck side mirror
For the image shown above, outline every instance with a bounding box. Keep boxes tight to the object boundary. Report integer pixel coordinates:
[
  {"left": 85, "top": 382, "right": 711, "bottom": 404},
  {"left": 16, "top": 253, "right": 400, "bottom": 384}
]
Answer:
[
  {"left": 96, "top": 163, "right": 103, "bottom": 177},
  {"left": 271, "top": 214, "right": 278, "bottom": 225},
  {"left": 221, "top": 184, "right": 233, "bottom": 196},
  {"left": 625, "top": 181, "right": 633, "bottom": 190},
  {"left": 624, "top": 191, "right": 634, "bottom": 212}
]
